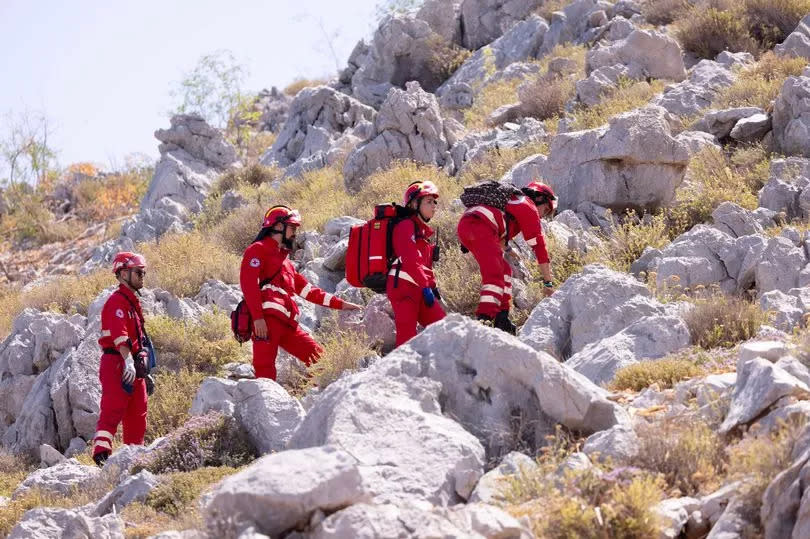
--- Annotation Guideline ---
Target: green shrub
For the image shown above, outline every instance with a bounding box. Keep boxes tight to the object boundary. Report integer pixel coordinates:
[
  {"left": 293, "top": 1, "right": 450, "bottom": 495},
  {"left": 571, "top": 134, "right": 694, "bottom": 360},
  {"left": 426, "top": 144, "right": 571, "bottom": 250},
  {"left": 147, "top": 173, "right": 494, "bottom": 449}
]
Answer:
[
  {"left": 744, "top": 0, "right": 810, "bottom": 50},
  {"left": 595, "top": 211, "right": 671, "bottom": 273},
  {"left": 674, "top": 2, "right": 759, "bottom": 59},
  {"left": 714, "top": 51, "right": 807, "bottom": 109},
  {"left": 302, "top": 327, "right": 378, "bottom": 392},
  {"left": 518, "top": 73, "right": 577, "bottom": 121},
  {"left": 611, "top": 358, "right": 703, "bottom": 392},
  {"left": 134, "top": 412, "right": 256, "bottom": 475},
  {"left": 145, "top": 467, "right": 238, "bottom": 516},
  {"left": 212, "top": 163, "right": 279, "bottom": 196},
  {"left": 206, "top": 202, "right": 265, "bottom": 254},
  {"left": 143, "top": 369, "right": 207, "bottom": 442},
  {"left": 685, "top": 293, "right": 768, "bottom": 349}
]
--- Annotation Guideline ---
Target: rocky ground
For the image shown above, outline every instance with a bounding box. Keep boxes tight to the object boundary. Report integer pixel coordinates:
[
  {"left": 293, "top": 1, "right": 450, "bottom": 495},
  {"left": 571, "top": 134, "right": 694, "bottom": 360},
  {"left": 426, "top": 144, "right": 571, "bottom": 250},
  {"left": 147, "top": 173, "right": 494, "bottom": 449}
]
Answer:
[{"left": 5, "top": 0, "right": 810, "bottom": 537}]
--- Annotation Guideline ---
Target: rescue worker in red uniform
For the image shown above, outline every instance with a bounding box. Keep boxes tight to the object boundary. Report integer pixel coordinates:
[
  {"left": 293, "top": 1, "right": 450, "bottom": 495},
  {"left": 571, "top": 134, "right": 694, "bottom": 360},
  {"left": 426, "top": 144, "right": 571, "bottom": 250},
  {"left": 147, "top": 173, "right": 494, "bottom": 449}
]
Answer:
[
  {"left": 93, "top": 251, "right": 151, "bottom": 466},
  {"left": 457, "top": 181, "right": 557, "bottom": 334},
  {"left": 240, "top": 205, "right": 362, "bottom": 380},
  {"left": 387, "top": 180, "right": 446, "bottom": 347}
]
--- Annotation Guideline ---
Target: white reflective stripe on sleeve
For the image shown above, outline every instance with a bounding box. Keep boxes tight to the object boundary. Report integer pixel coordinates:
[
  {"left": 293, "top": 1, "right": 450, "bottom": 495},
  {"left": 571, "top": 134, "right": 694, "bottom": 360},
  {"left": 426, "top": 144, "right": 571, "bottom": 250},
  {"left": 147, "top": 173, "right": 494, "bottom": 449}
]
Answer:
[
  {"left": 480, "top": 284, "right": 503, "bottom": 294},
  {"left": 113, "top": 336, "right": 128, "bottom": 346},
  {"left": 526, "top": 236, "right": 538, "bottom": 246},
  {"left": 503, "top": 274, "right": 512, "bottom": 283},
  {"left": 299, "top": 283, "right": 313, "bottom": 298},
  {"left": 262, "top": 283, "right": 289, "bottom": 296},
  {"left": 507, "top": 196, "right": 527, "bottom": 205},
  {"left": 503, "top": 287, "right": 512, "bottom": 296},
  {"left": 93, "top": 440, "right": 112, "bottom": 451},
  {"left": 321, "top": 293, "right": 334, "bottom": 307},
  {"left": 468, "top": 206, "right": 500, "bottom": 230},
  {"left": 95, "top": 430, "right": 114, "bottom": 441},
  {"left": 369, "top": 256, "right": 384, "bottom": 260},
  {"left": 388, "top": 268, "right": 418, "bottom": 287},
  {"left": 479, "top": 296, "right": 501, "bottom": 304},
  {"left": 261, "top": 301, "right": 292, "bottom": 318},
  {"left": 101, "top": 330, "right": 111, "bottom": 337}
]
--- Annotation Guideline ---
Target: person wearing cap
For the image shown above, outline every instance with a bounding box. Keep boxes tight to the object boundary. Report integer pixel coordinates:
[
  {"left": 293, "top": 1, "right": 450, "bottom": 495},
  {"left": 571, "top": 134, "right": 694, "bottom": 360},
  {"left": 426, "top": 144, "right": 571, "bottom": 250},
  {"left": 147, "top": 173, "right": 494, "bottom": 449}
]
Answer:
[
  {"left": 456, "top": 181, "right": 557, "bottom": 334},
  {"left": 240, "top": 205, "right": 363, "bottom": 380},
  {"left": 92, "top": 251, "right": 152, "bottom": 466},
  {"left": 387, "top": 180, "right": 446, "bottom": 346}
]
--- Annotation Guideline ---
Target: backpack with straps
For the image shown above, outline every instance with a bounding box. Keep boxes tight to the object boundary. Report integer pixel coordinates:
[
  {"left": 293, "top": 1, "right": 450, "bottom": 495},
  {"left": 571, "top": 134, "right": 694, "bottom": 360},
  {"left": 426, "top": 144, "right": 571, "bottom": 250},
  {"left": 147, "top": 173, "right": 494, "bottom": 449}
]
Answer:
[
  {"left": 346, "top": 203, "right": 413, "bottom": 293},
  {"left": 231, "top": 267, "right": 282, "bottom": 343},
  {"left": 460, "top": 180, "right": 523, "bottom": 211},
  {"left": 114, "top": 290, "right": 157, "bottom": 372}
]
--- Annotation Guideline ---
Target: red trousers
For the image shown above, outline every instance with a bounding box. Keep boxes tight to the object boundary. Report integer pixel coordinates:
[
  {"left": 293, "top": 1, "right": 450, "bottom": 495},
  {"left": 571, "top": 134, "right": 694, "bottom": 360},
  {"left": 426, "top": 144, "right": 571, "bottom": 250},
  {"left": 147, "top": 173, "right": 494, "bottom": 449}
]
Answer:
[
  {"left": 93, "top": 353, "right": 147, "bottom": 457},
  {"left": 252, "top": 315, "right": 323, "bottom": 380},
  {"left": 387, "top": 280, "right": 446, "bottom": 347},
  {"left": 457, "top": 215, "right": 513, "bottom": 318}
]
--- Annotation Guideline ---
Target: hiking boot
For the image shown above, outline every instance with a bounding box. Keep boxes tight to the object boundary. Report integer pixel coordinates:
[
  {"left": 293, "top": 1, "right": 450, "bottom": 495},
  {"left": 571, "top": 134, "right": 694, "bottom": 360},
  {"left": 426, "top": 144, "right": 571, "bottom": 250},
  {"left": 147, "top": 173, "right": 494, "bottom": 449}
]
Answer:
[
  {"left": 93, "top": 451, "right": 110, "bottom": 468},
  {"left": 494, "top": 310, "right": 517, "bottom": 335},
  {"left": 476, "top": 314, "right": 495, "bottom": 328}
]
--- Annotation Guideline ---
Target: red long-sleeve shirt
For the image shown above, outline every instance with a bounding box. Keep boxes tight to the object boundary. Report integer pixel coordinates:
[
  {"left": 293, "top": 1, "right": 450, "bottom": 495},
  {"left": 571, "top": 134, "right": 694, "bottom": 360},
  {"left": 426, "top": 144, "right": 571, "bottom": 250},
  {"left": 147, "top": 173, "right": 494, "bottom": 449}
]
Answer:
[
  {"left": 388, "top": 215, "right": 437, "bottom": 289},
  {"left": 240, "top": 237, "right": 345, "bottom": 326},
  {"left": 462, "top": 195, "right": 550, "bottom": 264},
  {"left": 98, "top": 284, "right": 145, "bottom": 354}
]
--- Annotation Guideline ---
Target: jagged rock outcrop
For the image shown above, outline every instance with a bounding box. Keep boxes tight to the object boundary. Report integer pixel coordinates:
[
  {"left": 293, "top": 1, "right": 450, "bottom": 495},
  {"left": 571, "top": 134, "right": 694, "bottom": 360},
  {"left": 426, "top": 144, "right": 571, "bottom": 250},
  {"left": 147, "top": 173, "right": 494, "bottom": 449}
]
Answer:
[
  {"left": 460, "top": 0, "right": 544, "bottom": 50},
  {"left": 773, "top": 76, "right": 810, "bottom": 157},
  {"left": 775, "top": 14, "right": 810, "bottom": 60}
]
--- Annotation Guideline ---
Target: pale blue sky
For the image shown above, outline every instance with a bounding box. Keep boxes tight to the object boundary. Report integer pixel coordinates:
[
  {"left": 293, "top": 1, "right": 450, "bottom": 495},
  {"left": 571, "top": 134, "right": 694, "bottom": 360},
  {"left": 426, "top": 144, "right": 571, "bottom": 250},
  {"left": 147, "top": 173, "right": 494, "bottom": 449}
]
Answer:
[{"left": 0, "top": 0, "right": 380, "bottom": 168}]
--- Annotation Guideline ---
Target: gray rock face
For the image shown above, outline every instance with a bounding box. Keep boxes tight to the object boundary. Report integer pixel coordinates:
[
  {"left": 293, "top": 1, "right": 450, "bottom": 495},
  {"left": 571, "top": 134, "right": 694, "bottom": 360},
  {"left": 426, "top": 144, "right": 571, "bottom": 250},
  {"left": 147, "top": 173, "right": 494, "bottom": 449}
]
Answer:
[
  {"left": 774, "top": 76, "right": 810, "bottom": 157},
  {"left": 730, "top": 113, "right": 771, "bottom": 142},
  {"left": 583, "top": 423, "right": 640, "bottom": 464},
  {"left": 499, "top": 153, "right": 547, "bottom": 189},
  {"left": 261, "top": 86, "right": 375, "bottom": 174},
  {"left": 521, "top": 264, "right": 670, "bottom": 359},
  {"left": 310, "top": 501, "right": 531, "bottom": 539},
  {"left": 9, "top": 508, "right": 124, "bottom": 539},
  {"left": 141, "top": 114, "right": 238, "bottom": 213},
  {"left": 711, "top": 202, "right": 768, "bottom": 238},
  {"left": 759, "top": 157, "right": 810, "bottom": 219},
  {"left": 253, "top": 87, "right": 291, "bottom": 133},
  {"left": 204, "top": 446, "right": 369, "bottom": 537},
  {"left": 190, "top": 377, "right": 304, "bottom": 455},
  {"left": 416, "top": 0, "right": 463, "bottom": 44},
  {"left": 469, "top": 452, "right": 537, "bottom": 504},
  {"left": 755, "top": 235, "right": 809, "bottom": 294},
  {"left": 13, "top": 458, "right": 100, "bottom": 498},
  {"left": 437, "top": 15, "right": 548, "bottom": 96},
  {"left": 541, "top": 0, "right": 605, "bottom": 55},
  {"left": 653, "top": 497, "right": 700, "bottom": 539},
  {"left": 577, "top": 64, "right": 631, "bottom": 107},
  {"left": 653, "top": 55, "right": 750, "bottom": 118},
  {"left": 566, "top": 314, "right": 691, "bottom": 386},
  {"left": 760, "top": 287, "right": 810, "bottom": 331},
  {"left": 693, "top": 107, "right": 765, "bottom": 140},
  {"left": 460, "top": 0, "right": 544, "bottom": 50},
  {"left": 546, "top": 106, "right": 689, "bottom": 215},
  {"left": 194, "top": 279, "right": 241, "bottom": 312},
  {"left": 586, "top": 29, "right": 687, "bottom": 82},
  {"left": 760, "top": 446, "right": 810, "bottom": 539},
  {"left": 451, "top": 118, "right": 545, "bottom": 175},
  {"left": 343, "top": 82, "right": 456, "bottom": 190},
  {"left": 91, "top": 470, "right": 160, "bottom": 516},
  {"left": 775, "top": 14, "right": 810, "bottom": 59},
  {"left": 676, "top": 130, "right": 721, "bottom": 156}
]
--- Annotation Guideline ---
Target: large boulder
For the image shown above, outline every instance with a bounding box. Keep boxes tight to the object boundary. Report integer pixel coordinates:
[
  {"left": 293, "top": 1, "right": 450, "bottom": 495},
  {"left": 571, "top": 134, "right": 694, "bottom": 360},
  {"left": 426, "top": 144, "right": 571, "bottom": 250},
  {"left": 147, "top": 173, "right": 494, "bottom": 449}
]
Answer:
[
  {"left": 693, "top": 107, "right": 765, "bottom": 140},
  {"left": 253, "top": 87, "right": 291, "bottom": 133},
  {"left": 343, "top": 82, "right": 458, "bottom": 190},
  {"left": 13, "top": 459, "right": 100, "bottom": 498},
  {"left": 141, "top": 114, "right": 238, "bottom": 213},
  {"left": 90, "top": 470, "right": 160, "bottom": 516},
  {"left": 773, "top": 76, "right": 810, "bottom": 157},
  {"left": 260, "top": 86, "right": 375, "bottom": 174},
  {"left": 520, "top": 264, "right": 672, "bottom": 359},
  {"left": 586, "top": 29, "right": 687, "bottom": 82},
  {"left": 541, "top": 0, "right": 607, "bottom": 54},
  {"left": 437, "top": 15, "right": 548, "bottom": 97},
  {"left": 460, "top": 0, "right": 544, "bottom": 50},
  {"left": 759, "top": 157, "right": 810, "bottom": 219},
  {"left": 755, "top": 235, "right": 810, "bottom": 294},
  {"left": 760, "top": 287, "right": 810, "bottom": 331},
  {"left": 8, "top": 508, "right": 124, "bottom": 539},
  {"left": 775, "top": 14, "right": 810, "bottom": 60},
  {"left": 451, "top": 118, "right": 545, "bottom": 175},
  {"left": 469, "top": 452, "right": 537, "bottom": 503},
  {"left": 545, "top": 106, "right": 690, "bottom": 216},
  {"left": 204, "top": 446, "right": 368, "bottom": 537}
]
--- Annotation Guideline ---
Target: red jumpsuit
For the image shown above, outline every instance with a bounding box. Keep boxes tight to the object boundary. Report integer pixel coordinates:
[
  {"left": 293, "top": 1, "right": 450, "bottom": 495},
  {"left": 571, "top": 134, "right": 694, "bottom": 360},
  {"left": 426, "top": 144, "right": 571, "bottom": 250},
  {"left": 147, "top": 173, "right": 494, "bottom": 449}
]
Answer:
[
  {"left": 93, "top": 284, "right": 148, "bottom": 458},
  {"left": 240, "top": 237, "right": 346, "bottom": 380},
  {"left": 387, "top": 215, "right": 446, "bottom": 346},
  {"left": 456, "top": 195, "right": 550, "bottom": 318}
]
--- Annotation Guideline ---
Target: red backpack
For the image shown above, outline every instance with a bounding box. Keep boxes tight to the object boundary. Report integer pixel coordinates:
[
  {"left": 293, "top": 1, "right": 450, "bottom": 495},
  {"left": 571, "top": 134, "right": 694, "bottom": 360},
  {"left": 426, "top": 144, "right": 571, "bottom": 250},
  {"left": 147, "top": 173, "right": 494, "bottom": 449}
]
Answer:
[
  {"left": 230, "top": 267, "right": 282, "bottom": 343},
  {"left": 346, "top": 203, "right": 412, "bottom": 293}
]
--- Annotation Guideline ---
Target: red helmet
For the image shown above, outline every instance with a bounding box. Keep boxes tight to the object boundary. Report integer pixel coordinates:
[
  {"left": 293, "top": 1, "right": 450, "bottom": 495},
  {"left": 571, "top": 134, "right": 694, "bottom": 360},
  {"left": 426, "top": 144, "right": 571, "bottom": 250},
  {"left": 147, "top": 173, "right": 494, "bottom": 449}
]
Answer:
[
  {"left": 522, "top": 181, "right": 557, "bottom": 213},
  {"left": 262, "top": 205, "right": 302, "bottom": 229},
  {"left": 112, "top": 252, "right": 147, "bottom": 275},
  {"left": 403, "top": 180, "right": 440, "bottom": 206}
]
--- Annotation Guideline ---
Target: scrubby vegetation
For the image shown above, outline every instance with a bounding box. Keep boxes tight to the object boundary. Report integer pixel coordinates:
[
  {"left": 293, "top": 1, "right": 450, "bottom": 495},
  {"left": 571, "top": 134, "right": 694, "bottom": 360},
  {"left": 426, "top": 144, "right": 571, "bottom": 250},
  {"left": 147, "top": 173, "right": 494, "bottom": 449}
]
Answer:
[
  {"left": 611, "top": 358, "right": 703, "bottom": 392},
  {"left": 714, "top": 51, "right": 807, "bottom": 109},
  {"left": 685, "top": 292, "right": 769, "bottom": 349}
]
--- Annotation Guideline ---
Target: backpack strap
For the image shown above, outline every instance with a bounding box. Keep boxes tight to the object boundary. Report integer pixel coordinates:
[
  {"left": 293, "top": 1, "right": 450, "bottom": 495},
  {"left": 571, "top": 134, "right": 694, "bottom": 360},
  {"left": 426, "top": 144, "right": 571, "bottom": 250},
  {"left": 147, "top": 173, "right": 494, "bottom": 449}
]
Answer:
[{"left": 114, "top": 290, "right": 147, "bottom": 345}]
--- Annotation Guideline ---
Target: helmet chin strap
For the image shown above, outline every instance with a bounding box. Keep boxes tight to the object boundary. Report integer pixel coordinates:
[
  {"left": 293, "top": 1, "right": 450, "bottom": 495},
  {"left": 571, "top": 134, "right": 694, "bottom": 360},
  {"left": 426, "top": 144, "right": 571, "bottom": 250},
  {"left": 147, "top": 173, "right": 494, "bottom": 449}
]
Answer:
[{"left": 416, "top": 198, "right": 431, "bottom": 223}]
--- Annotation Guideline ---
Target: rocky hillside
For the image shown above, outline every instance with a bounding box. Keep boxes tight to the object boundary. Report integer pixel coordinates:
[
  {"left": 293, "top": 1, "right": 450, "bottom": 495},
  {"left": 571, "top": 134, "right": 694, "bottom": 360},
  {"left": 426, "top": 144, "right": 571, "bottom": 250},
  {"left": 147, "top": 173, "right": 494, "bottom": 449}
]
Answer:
[{"left": 5, "top": 0, "right": 810, "bottom": 537}]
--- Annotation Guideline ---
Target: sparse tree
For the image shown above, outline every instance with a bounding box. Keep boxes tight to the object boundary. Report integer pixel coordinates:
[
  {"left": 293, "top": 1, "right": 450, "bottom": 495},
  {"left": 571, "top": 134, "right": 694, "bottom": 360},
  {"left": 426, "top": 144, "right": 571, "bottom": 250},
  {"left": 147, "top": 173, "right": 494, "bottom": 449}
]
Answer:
[{"left": 0, "top": 109, "right": 58, "bottom": 187}]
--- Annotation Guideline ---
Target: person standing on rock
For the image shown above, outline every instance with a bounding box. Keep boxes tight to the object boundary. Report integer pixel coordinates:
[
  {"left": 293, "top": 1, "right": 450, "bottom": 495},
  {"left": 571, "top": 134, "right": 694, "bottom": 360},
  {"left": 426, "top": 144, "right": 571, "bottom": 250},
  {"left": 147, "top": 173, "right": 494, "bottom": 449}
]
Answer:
[
  {"left": 92, "top": 251, "right": 154, "bottom": 467},
  {"left": 240, "top": 205, "right": 362, "bottom": 380},
  {"left": 388, "top": 180, "right": 446, "bottom": 347},
  {"left": 457, "top": 181, "right": 557, "bottom": 334}
]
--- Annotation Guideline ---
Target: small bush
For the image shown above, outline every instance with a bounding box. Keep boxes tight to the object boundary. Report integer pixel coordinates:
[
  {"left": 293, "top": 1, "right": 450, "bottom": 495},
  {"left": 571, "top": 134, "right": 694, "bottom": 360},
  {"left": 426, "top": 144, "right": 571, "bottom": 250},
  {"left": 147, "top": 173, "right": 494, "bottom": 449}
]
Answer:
[
  {"left": 434, "top": 241, "right": 484, "bottom": 317},
  {"left": 674, "top": 2, "right": 759, "bottom": 59},
  {"left": 685, "top": 293, "right": 768, "bottom": 349},
  {"left": 0, "top": 186, "right": 76, "bottom": 247},
  {"left": 19, "top": 270, "right": 111, "bottom": 315},
  {"left": 146, "top": 311, "right": 247, "bottom": 373},
  {"left": 73, "top": 167, "right": 151, "bottom": 221},
  {"left": 139, "top": 231, "right": 240, "bottom": 297},
  {"left": 744, "top": 0, "right": 810, "bottom": 50},
  {"left": 611, "top": 358, "right": 703, "bottom": 392},
  {"left": 714, "top": 51, "right": 807, "bottom": 109},
  {"left": 145, "top": 466, "right": 238, "bottom": 516},
  {"left": 206, "top": 202, "right": 266, "bottom": 254},
  {"left": 134, "top": 412, "right": 256, "bottom": 475},
  {"left": 594, "top": 211, "right": 671, "bottom": 273},
  {"left": 518, "top": 73, "right": 576, "bottom": 121},
  {"left": 568, "top": 79, "right": 667, "bottom": 131},
  {"left": 0, "top": 285, "right": 23, "bottom": 340},
  {"left": 283, "top": 77, "right": 328, "bottom": 96},
  {"left": 425, "top": 34, "right": 472, "bottom": 82},
  {"left": 0, "top": 450, "right": 34, "bottom": 497},
  {"left": 303, "top": 327, "right": 377, "bottom": 392},
  {"left": 633, "top": 419, "right": 726, "bottom": 495},
  {"left": 212, "top": 163, "right": 279, "bottom": 196},
  {"left": 143, "top": 369, "right": 207, "bottom": 442},
  {"left": 534, "top": 0, "right": 573, "bottom": 22},
  {"left": 641, "top": 0, "right": 690, "bottom": 25}
]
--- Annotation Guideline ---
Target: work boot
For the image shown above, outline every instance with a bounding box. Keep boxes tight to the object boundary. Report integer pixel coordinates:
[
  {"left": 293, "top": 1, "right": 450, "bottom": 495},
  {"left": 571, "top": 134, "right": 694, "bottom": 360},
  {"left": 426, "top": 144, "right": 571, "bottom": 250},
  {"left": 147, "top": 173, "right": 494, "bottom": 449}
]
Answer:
[
  {"left": 93, "top": 451, "right": 110, "bottom": 468},
  {"left": 476, "top": 314, "right": 495, "bottom": 328},
  {"left": 494, "top": 310, "right": 517, "bottom": 335}
]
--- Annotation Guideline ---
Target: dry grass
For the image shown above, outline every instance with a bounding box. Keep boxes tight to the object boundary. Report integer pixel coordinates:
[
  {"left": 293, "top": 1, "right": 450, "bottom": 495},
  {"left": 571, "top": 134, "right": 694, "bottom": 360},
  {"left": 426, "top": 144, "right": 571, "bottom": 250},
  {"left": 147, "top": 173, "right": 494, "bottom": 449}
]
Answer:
[
  {"left": 674, "top": 2, "right": 759, "bottom": 59},
  {"left": 518, "top": 73, "right": 577, "bottom": 121},
  {"left": 568, "top": 79, "right": 667, "bottom": 131},
  {"left": 684, "top": 293, "right": 768, "bottom": 349},
  {"left": 0, "top": 450, "right": 34, "bottom": 498},
  {"left": 714, "top": 51, "right": 807, "bottom": 109},
  {"left": 213, "top": 163, "right": 280, "bottom": 196},
  {"left": 145, "top": 466, "right": 237, "bottom": 517},
  {"left": 595, "top": 211, "right": 671, "bottom": 273},
  {"left": 283, "top": 77, "right": 328, "bottom": 96},
  {"left": 144, "top": 369, "right": 207, "bottom": 442},
  {"left": 611, "top": 358, "right": 703, "bottom": 392},
  {"left": 205, "top": 201, "right": 266, "bottom": 255},
  {"left": 745, "top": 0, "right": 810, "bottom": 50},
  {"left": 299, "top": 325, "right": 378, "bottom": 392},
  {"left": 641, "top": 0, "right": 690, "bottom": 25},
  {"left": 138, "top": 231, "right": 240, "bottom": 297}
]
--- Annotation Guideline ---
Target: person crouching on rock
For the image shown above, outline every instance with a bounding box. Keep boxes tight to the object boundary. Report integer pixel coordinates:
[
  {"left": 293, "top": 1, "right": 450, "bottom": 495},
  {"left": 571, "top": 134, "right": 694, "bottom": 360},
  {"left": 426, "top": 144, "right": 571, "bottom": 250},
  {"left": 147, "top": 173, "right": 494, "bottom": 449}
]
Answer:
[
  {"left": 240, "top": 205, "right": 362, "bottom": 380},
  {"left": 388, "top": 181, "right": 446, "bottom": 347},
  {"left": 457, "top": 181, "right": 557, "bottom": 334},
  {"left": 93, "top": 251, "right": 155, "bottom": 467}
]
